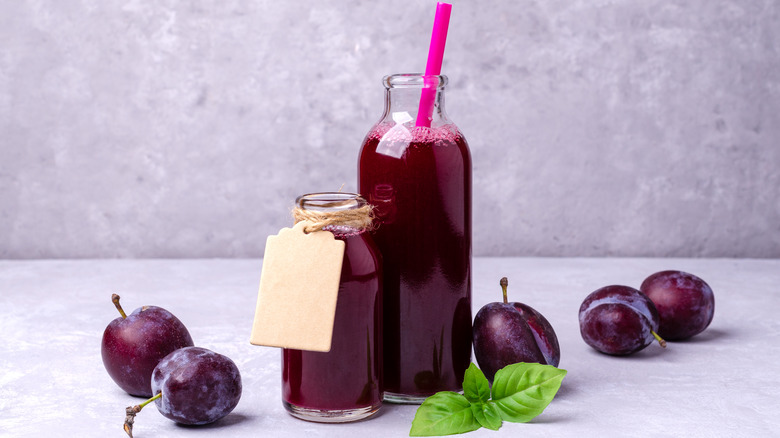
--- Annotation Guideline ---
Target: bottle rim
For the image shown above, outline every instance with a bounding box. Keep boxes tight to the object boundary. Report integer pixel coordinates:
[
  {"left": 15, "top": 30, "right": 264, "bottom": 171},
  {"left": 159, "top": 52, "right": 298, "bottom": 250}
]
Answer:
[
  {"left": 383, "top": 73, "right": 448, "bottom": 90},
  {"left": 296, "top": 192, "right": 366, "bottom": 212}
]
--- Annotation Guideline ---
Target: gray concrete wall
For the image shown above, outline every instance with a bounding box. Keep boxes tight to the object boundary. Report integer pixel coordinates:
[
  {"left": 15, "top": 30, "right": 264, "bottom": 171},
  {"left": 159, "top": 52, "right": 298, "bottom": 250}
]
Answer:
[{"left": 1, "top": 0, "right": 778, "bottom": 258}]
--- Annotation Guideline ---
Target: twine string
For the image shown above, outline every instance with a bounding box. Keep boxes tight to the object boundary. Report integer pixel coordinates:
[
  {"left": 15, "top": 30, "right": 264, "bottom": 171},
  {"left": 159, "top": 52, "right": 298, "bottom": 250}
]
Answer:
[{"left": 292, "top": 204, "right": 374, "bottom": 234}]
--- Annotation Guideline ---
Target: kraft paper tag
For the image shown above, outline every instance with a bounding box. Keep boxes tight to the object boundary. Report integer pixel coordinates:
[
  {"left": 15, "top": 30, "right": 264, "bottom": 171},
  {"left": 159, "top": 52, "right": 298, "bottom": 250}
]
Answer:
[{"left": 250, "top": 221, "right": 345, "bottom": 352}]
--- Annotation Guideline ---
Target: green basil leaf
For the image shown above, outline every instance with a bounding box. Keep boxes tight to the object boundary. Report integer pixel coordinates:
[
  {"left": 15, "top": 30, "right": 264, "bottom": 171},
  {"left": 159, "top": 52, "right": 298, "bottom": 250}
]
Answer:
[
  {"left": 410, "top": 391, "right": 481, "bottom": 436},
  {"left": 491, "top": 362, "right": 567, "bottom": 423},
  {"left": 462, "top": 362, "right": 491, "bottom": 403},
  {"left": 470, "top": 401, "right": 503, "bottom": 431}
]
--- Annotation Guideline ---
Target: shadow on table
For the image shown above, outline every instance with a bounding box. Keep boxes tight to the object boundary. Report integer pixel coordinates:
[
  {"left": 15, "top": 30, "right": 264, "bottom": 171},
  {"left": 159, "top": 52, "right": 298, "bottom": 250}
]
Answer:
[
  {"left": 555, "top": 380, "right": 578, "bottom": 398},
  {"left": 669, "top": 328, "right": 729, "bottom": 343},
  {"left": 580, "top": 344, "right": 668, "bottom": 360},
  {"left": 577, "top": 327, "right": 731, "bottom": 362},
  {"left": 528, "top": 411, "right": 570, "bottom": 425},
  {"left": 176, "top": 413, "right": 251, "bottom": 430}
]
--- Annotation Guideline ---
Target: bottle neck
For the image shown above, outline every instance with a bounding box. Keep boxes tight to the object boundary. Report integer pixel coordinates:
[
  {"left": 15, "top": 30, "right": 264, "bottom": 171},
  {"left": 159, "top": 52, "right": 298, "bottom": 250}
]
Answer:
[{"left": 381, "top": 74, "right": 450, "bottom": 128}]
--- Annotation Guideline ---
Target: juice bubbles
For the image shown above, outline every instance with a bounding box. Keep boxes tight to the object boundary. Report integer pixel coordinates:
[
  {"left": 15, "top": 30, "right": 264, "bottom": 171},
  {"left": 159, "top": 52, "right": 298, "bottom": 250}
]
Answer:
[
  {"left": 282, "top": 194, "right": 383, "bottom": 421},
  {"left": 358, "top": 74, "right": 472, "bottom": 403}
]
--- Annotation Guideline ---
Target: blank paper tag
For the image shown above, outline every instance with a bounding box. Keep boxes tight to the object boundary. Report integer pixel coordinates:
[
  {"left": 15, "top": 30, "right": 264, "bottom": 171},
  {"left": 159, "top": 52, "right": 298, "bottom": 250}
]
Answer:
[{"left": 250, "top": 221, "right": 345, "bottom": 352}]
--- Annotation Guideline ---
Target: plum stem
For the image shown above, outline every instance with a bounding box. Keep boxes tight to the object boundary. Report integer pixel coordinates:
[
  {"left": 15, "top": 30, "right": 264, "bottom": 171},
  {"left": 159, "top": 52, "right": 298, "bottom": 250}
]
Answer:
[
  {"left": 124, "top": 392, "right": 162, "bottom": 438},
  {"left": 112, "top": 294, "right": 127, "bottom": 319},
  {"left": 500, "top": 277, "right": 509, "bottom": 304},
  {"left": 651, "top": 330, "right": 667, "bottom": 348}
]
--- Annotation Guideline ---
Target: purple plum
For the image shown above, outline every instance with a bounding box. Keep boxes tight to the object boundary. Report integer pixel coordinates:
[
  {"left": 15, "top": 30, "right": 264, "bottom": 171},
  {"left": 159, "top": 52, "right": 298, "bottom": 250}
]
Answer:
[
  {"left": 102, "top": 294, "right": 194, "bottom": 397},
  {"left": 579, "top": 285, "right": 666, "bottom": 355},
  {"left": 151, "top": 347, "right": 242, "bottom": 424},
  {"left": 124, "top": 347, "right": 242, "bottom": 437},
  {"left": 640, "top": 270, "right": 715, "bottom": 340},
  {"left": 473, "top": 277, "right": 560, "bottom": 382}
]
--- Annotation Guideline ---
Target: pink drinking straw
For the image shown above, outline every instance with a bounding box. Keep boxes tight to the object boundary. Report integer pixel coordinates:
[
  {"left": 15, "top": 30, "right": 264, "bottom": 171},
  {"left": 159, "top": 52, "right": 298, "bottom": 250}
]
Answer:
[{"left": 415, "top": 2, "right": 452, "bottom": 128}]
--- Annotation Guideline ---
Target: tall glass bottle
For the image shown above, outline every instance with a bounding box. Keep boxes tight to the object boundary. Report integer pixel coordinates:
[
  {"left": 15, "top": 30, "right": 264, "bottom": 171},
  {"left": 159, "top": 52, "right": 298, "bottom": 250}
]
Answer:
[{"left": 358, "top": 74, "right": 472, "bottom": 403}]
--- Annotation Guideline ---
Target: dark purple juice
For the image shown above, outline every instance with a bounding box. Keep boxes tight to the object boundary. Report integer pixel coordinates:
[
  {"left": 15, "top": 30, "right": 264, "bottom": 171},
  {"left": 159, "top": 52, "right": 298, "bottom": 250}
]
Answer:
[
  {"left": 359, "top": 124, "right": 472, "bottom": 399},
  {"left": 282, "top": 228, "right": 383, "bottom": 414}
]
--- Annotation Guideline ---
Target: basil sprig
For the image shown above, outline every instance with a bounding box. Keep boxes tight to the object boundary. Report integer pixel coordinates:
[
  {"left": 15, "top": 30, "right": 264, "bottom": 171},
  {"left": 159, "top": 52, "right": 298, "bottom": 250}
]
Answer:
[{"left": 410, "top": 362, "right": 567, "bottom": 436}]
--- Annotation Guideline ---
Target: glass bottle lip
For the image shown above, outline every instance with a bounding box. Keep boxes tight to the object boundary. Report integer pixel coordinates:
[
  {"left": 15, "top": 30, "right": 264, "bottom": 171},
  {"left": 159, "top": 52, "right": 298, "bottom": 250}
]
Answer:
[
  {"left": 383, "top": 73, "right": 448, "bottom": 90},
  {"left": 296, "top": 192, "right": 367, "bottom": 212}
]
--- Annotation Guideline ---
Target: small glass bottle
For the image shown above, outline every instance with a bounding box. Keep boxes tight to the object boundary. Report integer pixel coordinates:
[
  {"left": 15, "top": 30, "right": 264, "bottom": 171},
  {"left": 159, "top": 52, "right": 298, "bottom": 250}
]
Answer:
[
  {"left": 358, "top": 74, "right": 472, "bottom": 403},
  {"left": 282, "top": 192, "right": 383, "bottom": 422}
]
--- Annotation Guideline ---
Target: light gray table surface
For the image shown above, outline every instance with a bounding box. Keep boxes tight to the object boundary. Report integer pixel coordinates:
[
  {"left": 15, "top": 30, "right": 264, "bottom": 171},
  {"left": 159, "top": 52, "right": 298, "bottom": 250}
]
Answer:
[{"left": 1, "top": 258, "right": 778, "bottom": 437}]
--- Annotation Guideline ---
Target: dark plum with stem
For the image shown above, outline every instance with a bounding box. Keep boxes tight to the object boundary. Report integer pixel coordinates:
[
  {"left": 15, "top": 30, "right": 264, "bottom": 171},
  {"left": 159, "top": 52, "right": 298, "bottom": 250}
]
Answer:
[
  {"left": 124, "top": 347, "right": 242, "bottom": 437},
  {"left": 473, "top": 277, "right": 561, "bottom": 382},
  {"left": 579, "top": 285, "right": 667, "bottom": 355},
  {"left": 102, "top": 294, "right": 194, "bottom": 397},
  {"left": 640, "top": 270, "right": 715, "bottom": 340}
]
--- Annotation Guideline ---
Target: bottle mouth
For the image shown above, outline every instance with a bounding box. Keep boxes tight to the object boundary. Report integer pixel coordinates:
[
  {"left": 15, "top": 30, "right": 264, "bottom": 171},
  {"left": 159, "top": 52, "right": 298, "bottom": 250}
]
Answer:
[
  {"left": 383, "top": 73, "right": 448, "bottom": 90},
  {"left": 296, "top": 192, "right": 366, "bottom": 212}
]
